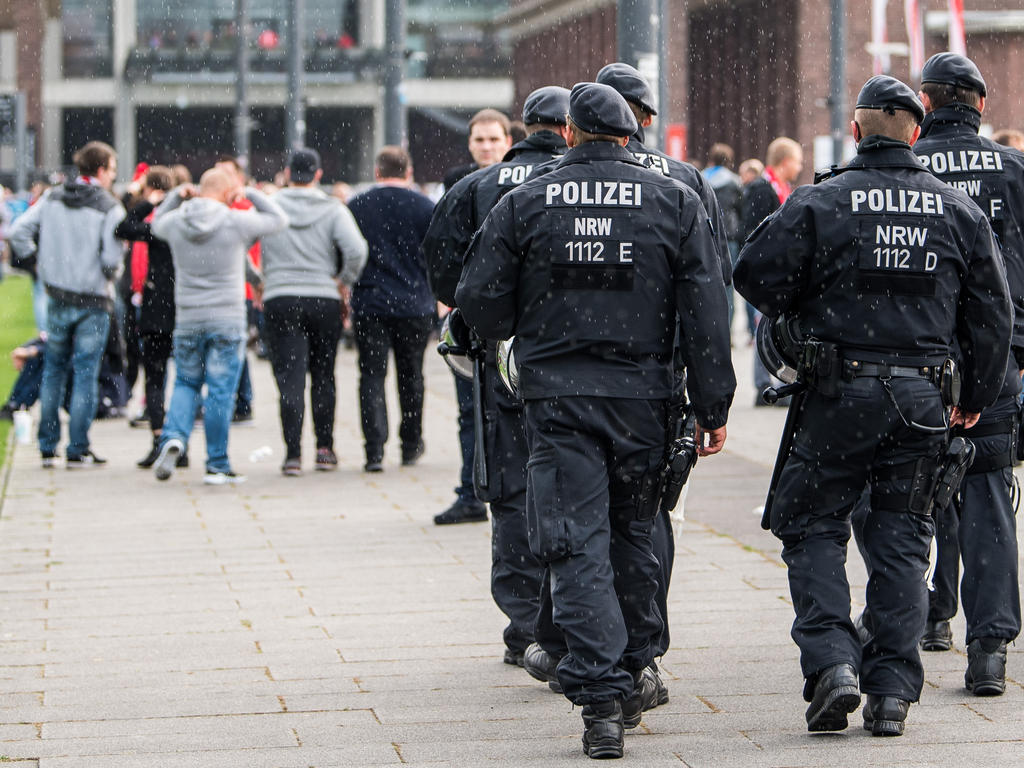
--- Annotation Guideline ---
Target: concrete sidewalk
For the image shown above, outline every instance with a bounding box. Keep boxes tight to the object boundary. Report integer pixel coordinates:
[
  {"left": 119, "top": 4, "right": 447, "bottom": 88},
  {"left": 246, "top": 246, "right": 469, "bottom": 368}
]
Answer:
[{"left": 0, "top": 336, "right": 1021, "bottom": 766}]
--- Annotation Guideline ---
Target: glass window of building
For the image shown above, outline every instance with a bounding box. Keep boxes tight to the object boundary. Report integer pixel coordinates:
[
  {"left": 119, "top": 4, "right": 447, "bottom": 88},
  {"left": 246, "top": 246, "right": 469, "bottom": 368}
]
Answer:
[
  {"left": 134, "top": 0, "right": 359, "bottom": 53},
  {"left": 63, "top": 0, "right": 114, "bottom": 77}
]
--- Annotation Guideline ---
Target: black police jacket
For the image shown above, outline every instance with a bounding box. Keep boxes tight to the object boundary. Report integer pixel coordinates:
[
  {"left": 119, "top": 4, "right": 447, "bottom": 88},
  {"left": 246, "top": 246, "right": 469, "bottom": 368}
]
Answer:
[
  {"left": 455, "top": 141, "right": 736, "bottom": 430},
  {"left": 734, "top": 136, "right": 1011, "bottom": 413},
  {"left": 628, "top": 133, "right": 733, "bottom": 286},
  {"left": 423, "top": 130, "right": 567, "bottom": 306},
  {"left": 915, "top": 104, "right": 1024, "bottom": 395}
]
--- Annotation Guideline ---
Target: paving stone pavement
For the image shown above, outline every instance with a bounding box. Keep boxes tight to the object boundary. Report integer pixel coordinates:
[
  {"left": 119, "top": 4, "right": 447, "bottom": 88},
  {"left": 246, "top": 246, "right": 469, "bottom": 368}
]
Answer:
[{"left": 0, "top": 329, "right": 1021, "bottom": 766}]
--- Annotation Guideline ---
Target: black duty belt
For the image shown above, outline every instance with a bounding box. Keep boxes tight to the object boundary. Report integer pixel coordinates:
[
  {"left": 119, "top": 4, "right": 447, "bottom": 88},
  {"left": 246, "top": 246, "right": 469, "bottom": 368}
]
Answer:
[{"left": 844, "top": 360, "right": 940, "bottom": 383}]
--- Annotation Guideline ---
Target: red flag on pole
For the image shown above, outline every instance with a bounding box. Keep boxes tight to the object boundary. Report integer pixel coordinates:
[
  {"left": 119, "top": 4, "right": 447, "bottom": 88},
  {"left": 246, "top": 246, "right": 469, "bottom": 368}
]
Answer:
[
  {"left": 873, "top": 0, "right": 890, "bottom": 75},
  {"left": 905, "top": 0, "right": 924, "bottom": 79},
  {"left": 948, "top": 0, "right": 966, "bottom": 55}
]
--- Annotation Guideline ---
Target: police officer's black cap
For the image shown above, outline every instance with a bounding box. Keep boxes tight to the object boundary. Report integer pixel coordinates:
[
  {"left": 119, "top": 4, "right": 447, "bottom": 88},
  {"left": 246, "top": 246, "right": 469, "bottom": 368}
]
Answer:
[
  {"left": 568, "top": 82, "right": 638, "bottom": 138},
  {"left": 522, "top": 86, "right": 571, "bottom": 126},
  {"left": 595, "top": 62, "right": 657, "bottom": 116},
  {"left": 288, "top": 147, "right": 321, "bottom": 183},
  {"left": 921, "top": 52, "right": 987, "bottom": 97},
  {"left": 855, "top": 75, "right": 925, "bottom": 124}
]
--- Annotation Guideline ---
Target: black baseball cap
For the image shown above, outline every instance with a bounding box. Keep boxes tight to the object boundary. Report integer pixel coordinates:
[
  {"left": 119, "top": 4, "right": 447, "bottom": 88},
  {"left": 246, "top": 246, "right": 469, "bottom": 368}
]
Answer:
[
  {"left": 855, "top": 75, "right": 925, "bottom": 124},
  {"left": 596, "top": 62, "right": 657, "bottom": 116},
  {"left": 288, "top": 148, "right": 321, "bottom": 183},
  {"left": 568, "top": 82, "right": 638, "bottom": 138},
  {"left": 921, "top": 52, "right": 987, "bottom": 97},
  {"left": 522, "top": 86, "right": 571, "bottom": 126}
]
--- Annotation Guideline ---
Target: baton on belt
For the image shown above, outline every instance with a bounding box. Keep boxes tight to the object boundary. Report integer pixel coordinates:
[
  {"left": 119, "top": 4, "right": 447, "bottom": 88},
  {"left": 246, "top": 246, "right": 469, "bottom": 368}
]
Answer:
[
  {"left": 471, "top": 341, "right": 488, "bottom": 493},
  {"left": 760, "top": 381, "right": 808, "bottom": 530}
]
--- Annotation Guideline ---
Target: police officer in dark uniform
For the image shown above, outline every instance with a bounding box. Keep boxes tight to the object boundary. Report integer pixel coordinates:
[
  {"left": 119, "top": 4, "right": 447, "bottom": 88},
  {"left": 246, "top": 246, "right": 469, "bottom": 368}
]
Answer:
[
  {"left": 456, "top": 82, "right": 734, "bottom": 759},
  {"left": 910, "top": 52, "right": 1024, "bottom": 692},
  {"left": 421, "top": 86, "right": 571, "bottom": 667},
  {"left": 521, "top": 63, "right": 734, "bottom": 704},
  {"left": 734, "top": 76, "right": 1011, "bottom": 737}
]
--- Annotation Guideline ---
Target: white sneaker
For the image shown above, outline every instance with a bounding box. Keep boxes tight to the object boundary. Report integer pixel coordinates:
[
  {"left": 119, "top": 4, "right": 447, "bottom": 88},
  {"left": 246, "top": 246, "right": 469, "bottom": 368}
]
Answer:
[
  {"left": 203, "top": 470, "right": 246, "bottom": 486},
  {"left": 154, "top": 439, "right": 184, "bottom": 481}
]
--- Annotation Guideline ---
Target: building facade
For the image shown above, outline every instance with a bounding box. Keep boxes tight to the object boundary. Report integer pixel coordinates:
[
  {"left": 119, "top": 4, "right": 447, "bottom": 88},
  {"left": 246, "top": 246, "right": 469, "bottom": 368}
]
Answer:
[
  {"left": 503, "top": 0, "right": 1024, "bottom": 181},
  {"left": 1, "top": 0, "right": 515, "bottom": 183}
]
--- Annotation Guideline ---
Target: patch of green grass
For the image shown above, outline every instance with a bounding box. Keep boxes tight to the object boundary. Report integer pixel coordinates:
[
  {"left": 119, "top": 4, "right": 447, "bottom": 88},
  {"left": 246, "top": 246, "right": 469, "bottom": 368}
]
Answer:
[{"left": 0, "top": 273, "right": 38, "bottom": 469}]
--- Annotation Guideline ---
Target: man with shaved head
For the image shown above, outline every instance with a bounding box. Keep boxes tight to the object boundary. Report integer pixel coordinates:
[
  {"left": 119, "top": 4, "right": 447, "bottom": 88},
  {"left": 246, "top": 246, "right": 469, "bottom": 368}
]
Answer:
[{"left": 150, "top": 166, "right": 287, "bottom": 485}]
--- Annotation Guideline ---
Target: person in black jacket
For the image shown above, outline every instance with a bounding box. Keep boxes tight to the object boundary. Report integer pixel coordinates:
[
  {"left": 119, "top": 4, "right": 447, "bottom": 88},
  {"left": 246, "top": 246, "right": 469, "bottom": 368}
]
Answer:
[
  {"left": 348, "top": 147, "right": 435, "bottom": 472},
  {"left": 740, "top": 136, "right": 804, "bottom": 404},
  {"left": 114, "top": 165, "right": 187, "bottom": 469},
  {"left": 457, "top": 83, "right": 734, "bottom": 759},
  {"left": 423, "top": 85, "right": 569, "bottom": 666},
  {"left": 735, "top": 76, "right": 1011, "bottom": 737},
  {"left": 907, "top": 53, "right": 1023, "bottom": 694}
]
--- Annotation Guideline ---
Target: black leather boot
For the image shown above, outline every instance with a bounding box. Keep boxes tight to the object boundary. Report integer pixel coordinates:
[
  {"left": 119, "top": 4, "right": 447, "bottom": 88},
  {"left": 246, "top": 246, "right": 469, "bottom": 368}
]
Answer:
[
  {"left": 862, "top": 694, "right": 909, "bottom": 736},
  {"left": 804, "top": 663, "right": 860, "bottom": 732},
  {"left": 621, "top": 669, "right": 660, "bottom": 729},
  {"left": 965, "top": 637, "right": 1008, "bottom": 696},
  {"left": 522, "top": 643, "right": 562, "bottom": 693},
  {"left": 137, "top": 439, "right": 162, "bottom": 468},
  {"left": 920, "top": 619, "right": 953, "bottom": 651},
  {"left": 581, "top": 700, "right": 624, "bottom": 759}
]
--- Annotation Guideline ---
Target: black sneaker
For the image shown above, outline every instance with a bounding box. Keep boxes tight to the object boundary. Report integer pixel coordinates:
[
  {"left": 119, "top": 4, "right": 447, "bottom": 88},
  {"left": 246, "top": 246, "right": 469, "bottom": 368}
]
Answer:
[
  {"left": 804, "top": 663, "right": 860, "bottom": 732},
  {"left": 503, "top": 647, "right": 525, "bottom": 667},
  {"left": 364, "top": 458, "right": 384, "bottom": 473},
  {"left": 41, "top": 451, "right": 57, "bottom": 469},
  {"left": 401, "top": 441, "right": 425, "bottom": 466},
  {"left": 920, "top": 619, "right": 953, "bottom": 652},
  {"left": 66, "top": 450, "right": 107, "bottom": 469},
  {"left": 231, "top": 410, "right": 254, "bottom": 426},
  {"left": 965, "top": 637, "right": 1007, "bottom": 696},
  {"left": 581, "top": 700, "right": 624, "bottom": 759},
  {"left": 154, "top": 438, "right": 184, "bottom": 481},
  {"left": 523, "top": 642, "right": 563, "bottom": 693},
  {"left": 433, "top": 500, "right": 487, "bottom": 525}
]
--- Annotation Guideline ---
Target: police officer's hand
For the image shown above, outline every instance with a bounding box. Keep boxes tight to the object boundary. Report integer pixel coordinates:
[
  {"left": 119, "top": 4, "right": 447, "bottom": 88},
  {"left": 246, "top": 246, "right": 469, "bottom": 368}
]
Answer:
[
  {"left": 950, "top": 407, "right": 980, "bottom": 429},
  {"left": 696, "top": 424, "right": 727, "bottom": 456}
]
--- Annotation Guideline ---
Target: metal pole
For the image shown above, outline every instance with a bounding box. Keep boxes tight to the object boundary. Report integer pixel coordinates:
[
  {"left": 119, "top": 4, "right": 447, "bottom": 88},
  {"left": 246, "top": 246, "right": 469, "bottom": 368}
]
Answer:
[
  {"left": 383, "top": 0, "right": 406, "bottom": 146},
  {"left": 286, "top": 0, "right": 306, "bottom": 151},
  {"left": 14, "top": 91, "right": 27, "bottom": 194},
  {"left": 235, "top": 0, "right": 251, "bottom": 169},
  {"left": 656, "top": 0, "right": 667, "bottom": 148},
  {"left": 829, "top": 0, "right": 846, "bottom": 166},
  {"left": 618, "top": 0, "right": 658, "bottom": 71}
]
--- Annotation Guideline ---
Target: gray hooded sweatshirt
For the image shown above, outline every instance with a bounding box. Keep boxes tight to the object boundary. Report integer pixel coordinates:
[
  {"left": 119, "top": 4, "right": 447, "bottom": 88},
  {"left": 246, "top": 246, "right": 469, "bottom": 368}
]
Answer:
[
  {"left": 152, "top": 187, "right": 287, "bottom": 332},
  {"left": 8, "top": 181, "right": 125, "bottom": 311},
  {"left": 259, "top": 186, "right": 368, "bottom": 302}
]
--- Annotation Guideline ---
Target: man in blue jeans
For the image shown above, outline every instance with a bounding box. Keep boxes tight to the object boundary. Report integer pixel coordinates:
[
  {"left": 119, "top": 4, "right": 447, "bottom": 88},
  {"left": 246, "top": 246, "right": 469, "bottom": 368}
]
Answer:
[
  {"left": 8, "top": 141, "right": 125, "bottom": 468},
  {"left": 150, "top": 167, "right": 287, "bottom": 484}
]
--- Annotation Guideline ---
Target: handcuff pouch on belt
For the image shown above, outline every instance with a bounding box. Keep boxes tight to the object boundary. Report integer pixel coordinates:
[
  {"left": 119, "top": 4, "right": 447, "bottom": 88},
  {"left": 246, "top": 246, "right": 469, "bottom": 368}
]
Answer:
[
  {"left": 797, "top": 339, "right": 842, "bottom": 397},
  {"left": 872, "top": 436, "right": 975, "bottom": 515}
]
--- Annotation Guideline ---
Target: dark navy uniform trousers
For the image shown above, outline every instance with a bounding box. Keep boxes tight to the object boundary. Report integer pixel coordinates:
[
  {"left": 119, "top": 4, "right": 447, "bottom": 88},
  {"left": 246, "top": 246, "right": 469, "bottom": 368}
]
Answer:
[
  {"left": 772, "top": 375, "right": 945, "bottom": 703},
  {"left": 928, "top": 395, "right": 1021, "bottom": 643},
  {"left": 523, "top": 395, "right": 665, "bottom": 704}
]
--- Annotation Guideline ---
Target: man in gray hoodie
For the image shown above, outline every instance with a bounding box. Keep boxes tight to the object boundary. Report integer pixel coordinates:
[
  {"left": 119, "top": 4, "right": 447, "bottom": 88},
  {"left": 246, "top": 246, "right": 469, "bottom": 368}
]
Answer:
[
  {"left": 8, "top": 141, "right": 124, "bottom": 468},
  {"left": 150, "top": 167, "right": 288, "bottom": 485},
  {"left": 259, "top": 148, "right": 368, "bottom": 475}
]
